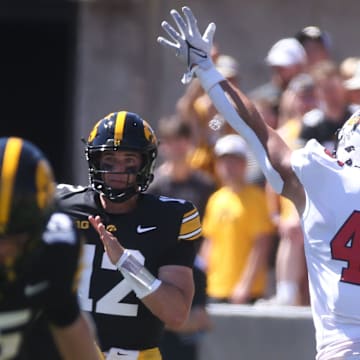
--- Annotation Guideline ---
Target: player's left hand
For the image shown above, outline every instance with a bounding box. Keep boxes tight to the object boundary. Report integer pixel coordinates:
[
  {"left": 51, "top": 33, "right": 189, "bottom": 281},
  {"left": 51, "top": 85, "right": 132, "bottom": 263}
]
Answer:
[
  {"left": 88, "top": 215, "right": 124, "bottom": 264},
  {"left": 157, "top": 6, "right": 216, "bottom": 83}
]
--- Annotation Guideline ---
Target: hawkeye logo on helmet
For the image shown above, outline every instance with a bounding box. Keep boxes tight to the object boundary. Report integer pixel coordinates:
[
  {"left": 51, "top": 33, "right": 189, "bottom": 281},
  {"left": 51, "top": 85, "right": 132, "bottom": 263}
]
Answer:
[
  {"left": 88, "top": 120, "right": 102, "bottom": 143},
  {"left": 143, "top": 120, "right": 157, "bottom": 144}
]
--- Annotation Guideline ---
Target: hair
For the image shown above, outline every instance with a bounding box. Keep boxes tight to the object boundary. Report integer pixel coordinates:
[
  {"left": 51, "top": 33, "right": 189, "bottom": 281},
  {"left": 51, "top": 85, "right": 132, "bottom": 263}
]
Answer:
[
  {"left": 157, "top": 114, "right": 193, "bottom": 140},
  {"left": 295, "top": 26, "right": 331, "bottom": 50}
]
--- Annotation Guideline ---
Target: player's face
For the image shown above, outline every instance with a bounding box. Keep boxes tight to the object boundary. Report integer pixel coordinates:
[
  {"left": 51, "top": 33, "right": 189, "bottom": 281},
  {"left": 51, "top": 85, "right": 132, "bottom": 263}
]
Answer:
[
  {"left": 99, "top": 151, "right": 142, "bottom": 189},
  {"left": 0, "top": 233, "right": 28, "bottom": 265}
]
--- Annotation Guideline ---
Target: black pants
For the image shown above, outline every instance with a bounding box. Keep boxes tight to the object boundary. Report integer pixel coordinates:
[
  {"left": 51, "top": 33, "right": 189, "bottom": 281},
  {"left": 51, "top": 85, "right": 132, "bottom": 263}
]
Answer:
[{"left": 160, "top": 330, "right": 198, "bottom": 360}]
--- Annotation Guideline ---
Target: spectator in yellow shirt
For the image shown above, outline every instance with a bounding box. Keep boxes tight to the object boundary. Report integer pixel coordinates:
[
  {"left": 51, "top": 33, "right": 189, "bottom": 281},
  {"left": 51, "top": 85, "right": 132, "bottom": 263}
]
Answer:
[{"left": 200, "top": 134, "right": 275, "bottom": 304}]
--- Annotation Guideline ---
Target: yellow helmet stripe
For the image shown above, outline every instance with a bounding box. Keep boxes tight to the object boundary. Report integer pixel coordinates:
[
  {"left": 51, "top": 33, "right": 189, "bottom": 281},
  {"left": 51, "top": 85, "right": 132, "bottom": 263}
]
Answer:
[
  {"left": 114, "top": 111, "right": 127, "bottom": 146},
  {"left": 0, "top": 138, "right": 23, "bottom": 232}
]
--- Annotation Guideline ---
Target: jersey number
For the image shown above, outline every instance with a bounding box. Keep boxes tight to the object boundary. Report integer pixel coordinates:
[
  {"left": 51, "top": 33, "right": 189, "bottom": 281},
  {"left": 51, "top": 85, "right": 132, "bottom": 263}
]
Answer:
[
  {"left": 78, "top": 244, "right": 142, "bottom": 316},
  {"left": 330, "top": 211, "right": 360, "bottom": 285}
]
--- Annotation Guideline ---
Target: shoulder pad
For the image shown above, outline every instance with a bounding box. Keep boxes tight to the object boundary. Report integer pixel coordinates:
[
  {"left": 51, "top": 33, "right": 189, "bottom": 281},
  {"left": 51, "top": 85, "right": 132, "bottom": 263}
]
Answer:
[
  {"left": 158, "top": 195, "right": 187, "bottom": 204},
  {"left": 43, "top": 212, "right": 76, "bottom": 245},
  {"left": 56, "top": 183, "right": 87, "bottom": 198},
  {"left": 302, "top": 109, "right": 324, "bottom": 127}
]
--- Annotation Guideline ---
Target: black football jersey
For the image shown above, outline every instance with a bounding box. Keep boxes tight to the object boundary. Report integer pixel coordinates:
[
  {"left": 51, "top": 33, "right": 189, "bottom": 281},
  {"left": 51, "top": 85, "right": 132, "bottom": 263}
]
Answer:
[
  {"left": 0, "top": 212, "right": 81, "bottom": 360},
  {"left": 55, "top": 184, "right": 202, "bottom": 351}
]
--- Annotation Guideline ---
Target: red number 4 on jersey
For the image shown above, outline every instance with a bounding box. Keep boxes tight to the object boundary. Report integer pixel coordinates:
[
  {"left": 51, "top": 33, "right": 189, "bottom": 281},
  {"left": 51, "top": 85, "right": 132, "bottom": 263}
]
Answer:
[{"left": 330, "top": 211, "right": 360, "bottom": 285}]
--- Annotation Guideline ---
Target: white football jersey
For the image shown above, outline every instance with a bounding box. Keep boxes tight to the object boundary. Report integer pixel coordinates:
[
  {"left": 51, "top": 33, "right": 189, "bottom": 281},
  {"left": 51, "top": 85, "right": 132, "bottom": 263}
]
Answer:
[{"left": 292, "top": 139, "right": 360, "bottom": 357}]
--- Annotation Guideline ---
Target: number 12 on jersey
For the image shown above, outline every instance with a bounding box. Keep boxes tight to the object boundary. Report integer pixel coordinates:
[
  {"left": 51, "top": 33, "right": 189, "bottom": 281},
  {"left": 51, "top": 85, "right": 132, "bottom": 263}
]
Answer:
[{"left": 77, "top": 244, "right": 142, "bottom": 316}]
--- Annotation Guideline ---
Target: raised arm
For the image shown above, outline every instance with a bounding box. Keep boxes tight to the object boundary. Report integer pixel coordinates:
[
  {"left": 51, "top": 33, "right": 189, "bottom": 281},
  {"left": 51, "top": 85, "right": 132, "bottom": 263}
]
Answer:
[
  {"left": 215, "top": 80, "right": 304, "bottom": 206},
  {"left": 158, "top": 6, "right": 305, "bottom": 212}
]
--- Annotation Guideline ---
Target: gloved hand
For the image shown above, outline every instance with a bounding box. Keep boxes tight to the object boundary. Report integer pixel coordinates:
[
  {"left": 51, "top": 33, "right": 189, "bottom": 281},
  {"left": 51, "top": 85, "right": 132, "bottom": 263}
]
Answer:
[{"left": 157, "top": 6, "right": 216, "bottom": 84}]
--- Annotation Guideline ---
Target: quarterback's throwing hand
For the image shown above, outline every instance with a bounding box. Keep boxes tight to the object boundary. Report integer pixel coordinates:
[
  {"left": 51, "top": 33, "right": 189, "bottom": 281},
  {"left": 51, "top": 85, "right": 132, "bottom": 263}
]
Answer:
[
  {"left": 157, "top": 6, "right": 216, "bottom": 83},
  {"left": 88, "top": 215, "right": 124, "bottom": 264}
]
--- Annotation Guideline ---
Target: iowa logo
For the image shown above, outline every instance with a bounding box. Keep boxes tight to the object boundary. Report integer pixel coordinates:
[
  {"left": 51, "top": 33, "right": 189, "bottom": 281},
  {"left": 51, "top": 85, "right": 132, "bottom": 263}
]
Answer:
[
  {"left": 106, "top": 224, "right": 117, "bottom": 232},
  {"left": 143, "top": 120, "right": 157, "bottom": 144},
  {"left": 88, "top": 120, "right": 102, "bottom": 143}
]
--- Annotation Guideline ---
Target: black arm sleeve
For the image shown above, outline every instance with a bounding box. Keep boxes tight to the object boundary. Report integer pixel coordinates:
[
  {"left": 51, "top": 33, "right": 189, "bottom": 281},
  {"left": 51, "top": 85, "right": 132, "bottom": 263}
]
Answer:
[{"left": 42, "top": 242, "right": 81, "bottom": 327}]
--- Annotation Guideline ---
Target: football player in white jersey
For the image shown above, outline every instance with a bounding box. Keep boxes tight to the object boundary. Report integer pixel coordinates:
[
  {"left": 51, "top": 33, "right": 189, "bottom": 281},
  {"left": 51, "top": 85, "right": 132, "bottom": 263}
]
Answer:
[{"left": 158, "top": 7, "right": 360, "bottom": 359}]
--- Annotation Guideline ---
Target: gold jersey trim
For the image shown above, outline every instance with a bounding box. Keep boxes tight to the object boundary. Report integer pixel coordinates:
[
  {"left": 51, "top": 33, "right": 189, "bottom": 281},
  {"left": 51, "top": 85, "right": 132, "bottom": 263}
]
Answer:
[{"left": 179, "top": 207, "right": 202, "bottom": 241}]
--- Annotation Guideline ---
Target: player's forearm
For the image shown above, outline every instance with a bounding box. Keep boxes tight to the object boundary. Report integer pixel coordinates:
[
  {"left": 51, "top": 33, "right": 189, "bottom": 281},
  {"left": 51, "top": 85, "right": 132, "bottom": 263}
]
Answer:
[
  {"left": 219, "top": 80, "right": 291, "bottom": 178},
  {"left": 139, "top": 265, "right": 195, "bottom": 329},
  {"left": 116, "top": 252, "right": 194, "bottom": 328},
  {"left": 195, "top": 66, "right": 286, "bottom": 194},
  {"left": 142, "top": 280, "right": 194, "bottom": 329},
  {"left": 212, "top": 79, "right": 304, "bottom": 207},
  {"left": 165, "top": 306, "right": 212, "bottom": 333},
  {"left": 51, "top": 313, "right": 103, "bottom": 360}
]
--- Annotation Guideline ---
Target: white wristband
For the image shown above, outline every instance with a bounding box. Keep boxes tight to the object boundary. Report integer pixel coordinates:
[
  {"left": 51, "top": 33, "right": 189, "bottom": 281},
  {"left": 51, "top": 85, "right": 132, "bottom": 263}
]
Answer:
[
  {"left": 194, "top": 64, "right": 225, "bottom": 92},
  {"left": 116, "top": 250, "right": 162, "bottom": 299}
]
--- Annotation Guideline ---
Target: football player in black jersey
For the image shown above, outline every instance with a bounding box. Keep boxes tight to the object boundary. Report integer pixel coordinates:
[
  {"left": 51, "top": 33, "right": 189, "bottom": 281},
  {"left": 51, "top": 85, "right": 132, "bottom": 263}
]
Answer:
[
  {"left": 29, "top": 111, "right": 202, "bottom": 360},
  {"left": 0, "top": 137, "right": 102, "bottom": 360}
]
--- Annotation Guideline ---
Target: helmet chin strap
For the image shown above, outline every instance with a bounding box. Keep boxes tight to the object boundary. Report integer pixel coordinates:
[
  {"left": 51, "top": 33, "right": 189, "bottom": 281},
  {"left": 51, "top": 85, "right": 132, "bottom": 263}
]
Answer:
[
  {"left": 92, "top": 183, "right": 140, "bottom": 203},
  {"left": 106, "top": 185, "right": 139, "bottom": 203},
  {"left": 92, "top": 176, "right": 140, "bottom": 203}
]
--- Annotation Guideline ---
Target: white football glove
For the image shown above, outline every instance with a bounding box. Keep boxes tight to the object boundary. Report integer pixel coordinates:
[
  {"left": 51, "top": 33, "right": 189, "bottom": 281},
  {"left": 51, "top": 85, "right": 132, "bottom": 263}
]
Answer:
[{"left": 157, "top": 6, "right": 216, "bottom": 84}]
